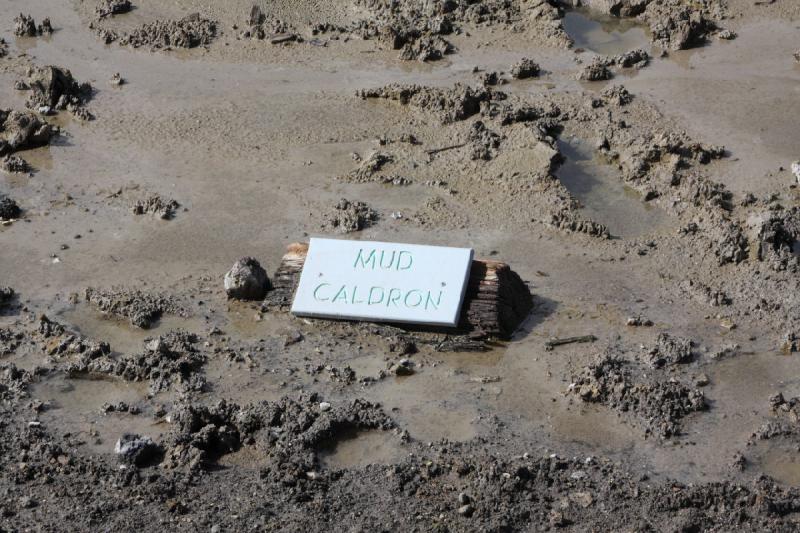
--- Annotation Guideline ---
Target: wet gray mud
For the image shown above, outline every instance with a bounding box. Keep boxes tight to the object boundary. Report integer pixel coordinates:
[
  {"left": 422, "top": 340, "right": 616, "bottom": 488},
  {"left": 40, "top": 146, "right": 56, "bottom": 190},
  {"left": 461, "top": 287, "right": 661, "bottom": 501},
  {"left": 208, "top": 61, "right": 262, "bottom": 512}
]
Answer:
[
  {"left": 562, "top": 8, "right": 650, "bottom": 56},
  {"left": 556, "top": 137, "right": 668, "bottom": 238},
  {"left": 3, "top": 0, "right": 800, "bottom": 531}
]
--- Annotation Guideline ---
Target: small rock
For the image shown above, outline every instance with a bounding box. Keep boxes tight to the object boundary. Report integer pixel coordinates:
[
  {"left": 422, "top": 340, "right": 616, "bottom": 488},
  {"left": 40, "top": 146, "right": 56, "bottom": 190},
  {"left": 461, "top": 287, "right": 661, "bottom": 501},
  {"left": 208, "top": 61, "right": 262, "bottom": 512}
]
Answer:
[
  {"left": 319, "top": 402, "right": 331, "bottom": 412},
  {"left": 109, "top": 73, "right": 124, "bottom": 86},
  {"left": 224, "top": 257, "right": 270, "bottom": 300},
  {"left": 791, "top": 161, "right": 800, "bottom": 184},
  {"left": 114, "top": 433, "right": 163, "bottom": 466},
  {"left": 284, "top": 331, "right": 304, "bottom": 346},
  {"left": 392, "top": 359, "right": 415, "bottom": 376},
  {"left": 694, "top": 374, "right": 710, "bottom": 387},
  {"left": 457, "top": 504, "right": 474, "bottom": 517}
]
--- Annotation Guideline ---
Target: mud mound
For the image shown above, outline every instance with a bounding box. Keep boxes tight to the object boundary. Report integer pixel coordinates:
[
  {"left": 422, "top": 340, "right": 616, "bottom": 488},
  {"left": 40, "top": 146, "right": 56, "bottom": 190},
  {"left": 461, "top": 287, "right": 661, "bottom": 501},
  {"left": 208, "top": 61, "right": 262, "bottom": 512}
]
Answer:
[
  {"left": 240, "top": 5, "right": 294, "bottom": 40},
  {"left": 751, "top": 393, "right": 800, "bottom": 442},
  {"left": 642, "top": 333, "right": 693, "bottom": 368},
  {"left": 0, "top": 110, "right": 54, "bottom": 156},
  {"left": 0, "top": 328, "right": 22, "bottom": 356},
  {"left": 119, "top": 13, "right": 218, "bottom": 49},
  {"left": 0, "top": 196, "right": 21, "bottom": 221},
  {"left": 83, "top": 287, "right": 183, "bottom": 329},
  {"left": 1, "top": 155, "right": 30, "bottom": 174},
  {"left": 321, "top": 198, "right": 378, "bottom": 233},
  {"left": 23, "top": 66, "right": 93, "bottom": 119},
  {"left": 0, "top": 363, "right": 35, "bottom": 404},
  {"left": 37, "top": 315, "right": 111, "bottom": 362},
  {"left": 577, "top": 59, "right": 612, "bottom": 81},
  {"left": 357, "top": 84, "right": 491, "bottom": 124},
  {"left": 644, "top": 0, "right": 719, "bottom": 50},
  {"left": 13, "top": 14, "right": 52, "bottom": 37},
  {"left": 96, "top": 0, "right": 132, "bottom": 19},
  {"left": 510, "top": 58, "right": 540, "bottom": 79},
  {"left": 468, "top": 121, "right": 502, "bottom": 160},
  {"left": 161, "top": 393, "right": 395, "bottom": 474},
  {"left": 337, "top": 152, "right": 394, "bottom": 183},
  {"left": 570, "top": 355, "right": 706, "bottom": 438},
  {"left": 131, "top": 194, "right": 180, "bottom": 219},
  {"left": 69, "top": 330, "right": 206, "bottom": 394},
  {"left": 755, "top": 208, "right": 800, "bottom": 272}
]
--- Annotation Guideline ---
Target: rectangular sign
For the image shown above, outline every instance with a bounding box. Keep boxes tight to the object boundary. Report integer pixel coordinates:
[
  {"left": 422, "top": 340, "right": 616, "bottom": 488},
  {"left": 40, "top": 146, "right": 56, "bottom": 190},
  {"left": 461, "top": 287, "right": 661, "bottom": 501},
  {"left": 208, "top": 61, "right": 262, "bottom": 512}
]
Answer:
[{"left": 291, "top": 238, "right": 474, "bottom": 327}]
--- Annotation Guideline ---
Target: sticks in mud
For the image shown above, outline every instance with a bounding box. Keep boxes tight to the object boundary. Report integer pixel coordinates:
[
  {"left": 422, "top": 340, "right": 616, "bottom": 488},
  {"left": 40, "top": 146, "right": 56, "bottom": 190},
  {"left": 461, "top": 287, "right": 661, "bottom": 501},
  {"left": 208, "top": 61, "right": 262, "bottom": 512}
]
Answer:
[
  {"left": 544, "top": 335, "right": 598, "bottom": 351},
  {"left": 425, "top": 143, "right": 467, "bottom": 157},
  {"left": 263, "top": 242, "right": 534, "bottom": 340}
]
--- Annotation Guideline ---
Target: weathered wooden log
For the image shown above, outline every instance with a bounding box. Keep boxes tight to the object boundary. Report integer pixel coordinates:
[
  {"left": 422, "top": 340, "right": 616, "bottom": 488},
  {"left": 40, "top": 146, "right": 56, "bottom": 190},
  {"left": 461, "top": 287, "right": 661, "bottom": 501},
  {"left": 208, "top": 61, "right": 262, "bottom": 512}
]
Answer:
[{"left": 262, "top": 242, "right": 533, "bottom": 339}]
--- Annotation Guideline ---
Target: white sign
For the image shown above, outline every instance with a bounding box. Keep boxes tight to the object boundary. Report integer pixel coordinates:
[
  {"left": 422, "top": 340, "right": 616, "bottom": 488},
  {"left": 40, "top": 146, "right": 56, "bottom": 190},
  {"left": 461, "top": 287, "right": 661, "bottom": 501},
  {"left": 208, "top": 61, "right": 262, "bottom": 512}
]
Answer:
[{"left": 291, "top": 238, "right": 474, "bottom": 327}]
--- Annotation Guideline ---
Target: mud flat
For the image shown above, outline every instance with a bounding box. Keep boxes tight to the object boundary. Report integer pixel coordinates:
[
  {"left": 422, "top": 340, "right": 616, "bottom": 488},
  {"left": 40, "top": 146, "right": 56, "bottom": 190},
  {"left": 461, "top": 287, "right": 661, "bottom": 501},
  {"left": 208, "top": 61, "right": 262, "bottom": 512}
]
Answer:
[{"left": 2, "top": 0, "right": 800, "bottom": 530}]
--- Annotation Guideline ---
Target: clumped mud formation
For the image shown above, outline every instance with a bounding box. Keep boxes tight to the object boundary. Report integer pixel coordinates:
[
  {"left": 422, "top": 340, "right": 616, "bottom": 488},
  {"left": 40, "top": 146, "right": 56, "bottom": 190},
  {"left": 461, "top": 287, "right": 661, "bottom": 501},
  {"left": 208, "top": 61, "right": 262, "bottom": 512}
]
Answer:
[
  {"left": 131, "top": 194, "right": 179, "bottom": 219},
  {"left": 21, "top": 65, "right": 94, "bottom": 120},
  {"left": 510, "top": 57, "right": 541, "bottom": 79},
  {"left": 321, "top": 198, "right": 378, "bottom": 233},
  {"left": 0, "top": 196, "right": 21, "bottom": 220},
  {"left": 123, "top": 14, "right": 217, "bottom": 49},
  {"left": 13, "top": 14, "right": 53, "bottom": 37},
  {"left": 95, "top": 0, "right": 132, "bottom": 20},
  {"left": 70, "top": 329, "right": 207, "bottom": 394},
  {"left": 570, "top": 354, "right": 707, "bottom": 438},
  {"left": 94, "top": 13, "right": 217, "bottom": 49},
  {"left": 0, "top": 109, "right": 55, "bottom": 156},
  {"left": 83, "top": 287, "right": 183, "bottom": 328}
]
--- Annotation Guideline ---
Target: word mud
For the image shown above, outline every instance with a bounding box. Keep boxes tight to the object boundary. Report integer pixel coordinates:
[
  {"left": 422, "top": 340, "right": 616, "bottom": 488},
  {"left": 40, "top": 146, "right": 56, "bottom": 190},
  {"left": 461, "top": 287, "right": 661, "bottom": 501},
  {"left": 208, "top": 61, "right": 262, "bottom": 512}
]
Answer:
[
  {"left": 354, "top": 248, "right": 413, "bottom": 270},
  {"left": 291, "top": 238, "right": 473, "bottom": 327}
]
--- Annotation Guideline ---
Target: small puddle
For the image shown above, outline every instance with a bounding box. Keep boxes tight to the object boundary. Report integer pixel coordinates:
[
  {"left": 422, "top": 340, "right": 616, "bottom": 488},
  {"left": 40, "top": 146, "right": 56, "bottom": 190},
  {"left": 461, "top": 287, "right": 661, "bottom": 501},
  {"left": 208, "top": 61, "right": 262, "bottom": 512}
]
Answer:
[
  {"left": 31, "top": 374, "right": 167, "bottom": 456},
  {"left": 57, "top": 305, "right": 208, "bottom": 356},
  {"left": 556, "top": 137, "right": 668, "bottom": 238},
  {"left": 562, "top": 8, "right": 650, "bottom": 56},
  {"left": 754, "top": 443, "right": 800, "bottom": 486},
  {"left": 318, "top": 429, "right": 405, "bottom": 470},
  {"left": 359, "top": 368, "right": 480, "bottom": 443},
  {"left": 549, "top": 406, "right": 639, "bottom": 451}
]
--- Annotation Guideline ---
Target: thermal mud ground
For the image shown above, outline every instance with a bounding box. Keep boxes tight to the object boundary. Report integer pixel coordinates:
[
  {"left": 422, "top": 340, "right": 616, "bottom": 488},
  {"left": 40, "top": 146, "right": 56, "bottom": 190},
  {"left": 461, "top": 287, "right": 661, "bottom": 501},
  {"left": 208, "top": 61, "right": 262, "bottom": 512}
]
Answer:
[{"left": 1, "top": 0, "right": 800, "bottom": 531}]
